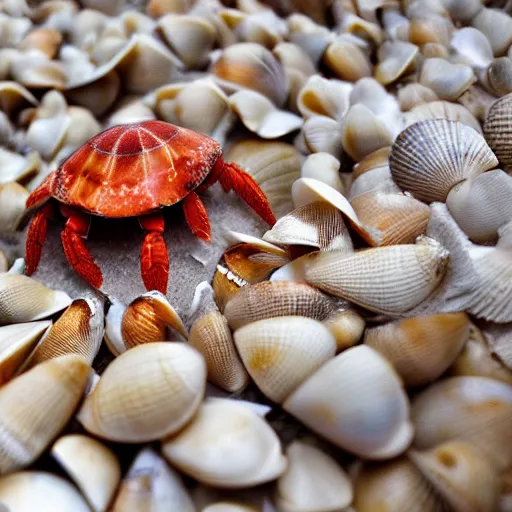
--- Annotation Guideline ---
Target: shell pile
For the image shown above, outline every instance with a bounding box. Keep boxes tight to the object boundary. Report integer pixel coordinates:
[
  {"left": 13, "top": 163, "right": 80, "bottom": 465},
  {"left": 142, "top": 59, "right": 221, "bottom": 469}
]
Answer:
[{"left": 2, "top": 0, "right": 512, "bottom": 510}]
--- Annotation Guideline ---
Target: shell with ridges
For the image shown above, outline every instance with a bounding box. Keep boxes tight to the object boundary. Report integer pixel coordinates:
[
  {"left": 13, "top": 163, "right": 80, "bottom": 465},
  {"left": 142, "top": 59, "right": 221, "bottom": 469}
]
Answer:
[
  {"left": 301, "top": 115, "right": 343, "bottom": 156},
  {"left": 484, "top": 93, "right": 512, "bottom": 173},
  {"left": 301, "top": 153, "right": 344, "bottom": 193},
  {"left": 0, "top": 181, "right": 29, "bottom": 233},
  {"left": 390, "top": 119, "right": 498, "bottom": 203},
  {"left": 323, "top": 308, "right": 366, "bottom": 352}
]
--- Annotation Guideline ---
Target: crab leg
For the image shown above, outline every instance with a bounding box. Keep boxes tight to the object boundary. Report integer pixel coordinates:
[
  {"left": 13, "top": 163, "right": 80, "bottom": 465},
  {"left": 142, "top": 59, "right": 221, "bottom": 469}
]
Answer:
[
  {"left": 25, "top": 203, "right": 54, "bottom": 276},
  {"left": 183, "top": 192, "right": 211, "bottom": 242},
  {"left": 139, "top": 212, "right": 169, "bottom": 295},
  {"left": 60, "top": 206, "right": 103, "bottom": 289}
]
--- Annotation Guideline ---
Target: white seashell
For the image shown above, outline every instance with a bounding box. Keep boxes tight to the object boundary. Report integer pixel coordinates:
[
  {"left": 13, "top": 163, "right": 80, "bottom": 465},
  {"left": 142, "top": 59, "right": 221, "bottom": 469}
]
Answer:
[
  {"left": 273, "top": 42, "right": 316, "bottom": 78},
  {"left": 269, "top": 252, "right": 319, "bottom": 283},
  {"left": 484, "top": 93, "right": 512, "bottom": 173},
  {"left": 104, "top": 298, "right": 126, "bottom": 357},
  {"left": 375, "top": 40, "right": 419, "bottom": 85},
  {"left": 162, "top": 397, "right": 287, "bottom": 488},
  {"left": 0, "top": 148, "right": 40, "bottom": 184},
  {"left": 451, "top": 27, "right": 493, "bottom": 73},
  {"left": 444, "top": 0, "right": 483, "bottom": 24},
  {"left": 301, "top": 153, "right": 344, "bottom": 193},
  {"left": 11, "top": 49, "right": 67, "bottom": 89},
  {"left": 349, "top": 166, "right": 400, "bottom": 200},
  {"left": 301, "top": 115, "right": 343, "bottom": 157},
  {"left": 0, "top": 81, "right": 37, "bottom": 116},
  {"left": 287, "top": 14, "right": 333, "bottom": 64},
  {"left": 0, "top": 182, "right": 29, "bottom": 233},
  {"left": 283, "top": 345, "right": 413, "bottom": 458},
  {"left": 487, "top": 57, "right": 512, "bottom": 97},
  {"left": 471, "top": 7, "right": 512, "bottom": 57},
  {"left": 398, "top": 83, "right": 439, "bottom": 111},
  {"left": 0, "top": 252, "right": 7, "bottom": 273},
  {"left": 420, "top": 58, "right": 475, "bottom": 101},
  {"left": 52, "top": 435, "right": 121, "bottom": 512},
  {"left": 106, "top": 96, "right": 156, "bottom": 128}
]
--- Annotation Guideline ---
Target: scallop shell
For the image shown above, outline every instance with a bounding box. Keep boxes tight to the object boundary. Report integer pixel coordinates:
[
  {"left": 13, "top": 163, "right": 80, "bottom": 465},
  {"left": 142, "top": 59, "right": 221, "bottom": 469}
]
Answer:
[
  {"left": 283, "top": 345, "right": 413, "bottom": 458},
  {"left": 162, "top": 397, "right": 287, "bottom": 488},
  {"left": 484, "top": 93, "right": 512, "bottom": 173},
  {"left": 78, "top": 342, "right": 206, "bottom": 442},
  {"left": 0, "top": 355, "right": 90, "bottom": 474},
  {"left": 364, "top": 312, "right": 470, "bottom": 387},
  {"left": 390, "top": 119, "right": 498, "bottom": 203},
  {"left": 305, "top": 237, "right": 449, "bottom": 315}
]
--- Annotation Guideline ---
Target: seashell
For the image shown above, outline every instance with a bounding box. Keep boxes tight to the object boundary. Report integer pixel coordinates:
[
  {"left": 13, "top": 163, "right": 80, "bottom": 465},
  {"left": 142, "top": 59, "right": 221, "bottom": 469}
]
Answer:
[
  {"left": 146, "top": 0, "right": 195, "bottom": 17},
  {"left": 18, "top": 28, "right": 62, "bottom": 59},
  {"left": 162, "top": 397, "right": 287, "bottom": 488},
  {"left": 352, "top": 146, "right": 391, "bottom": 178},
  {"left": 158, "top": 14, "right": 216, "bottom": 69},
  {"left": 301, "top": 153, "right": 344, "bottom": 193},
  {"left": 106, "top": 96, "right": 156, "bottom": 128},
  {"left": 212, "top": 42, "right": 287, "bottom": 107},
  {"left": 450, "top": 27, "right": 493, "bottom": 78},
  {"left": 404, "top": 100, "right": 482, "bottom": 133},
  {"left": 233, "top": 316, "right": 336, "bottom": 404},
  {"left": 484, "top": 93, "right": 512, "bottom": 172},
  {"left": 0, "top": 182, "right": 29, "bottom": 233},
  {"left": 323, "top": 308, "right": 366, "bottom": 352},
  {"left": 0, "top": 321, "right": 51, "bottom": 385},
  {"left": 269, "top": 252, "right": 319, "bottom": 283},
  {"left": 103, "top": 299, "right": 126, "bottom": 357},
  {"left": 339, "top": 12, "right": 383, "bottom": 45},
  {"left": 78, "top": 342, "right": 206, "bottom": 442},
  {"left": 487, "top": 57, "right": 512, "bottom": 97},
  {"left": 0, "top": 274, "right": 71, "bottom": 325},
  {"left": 262, "top": 201, "right": 353, "bottom": 252},
  {"left": 471, "top": 7, "right": 512, "bottom": 57},
  {"left": 323, "top": 36, "right": 372, "bottom": 83},
  {"left": 390, "top": 119, "right": 497, "bottom": 203},
  {"left": 444, "top": 0, "right": 482, "bottom": 24},
  {"left": 353, "top": 457, "right": 445, "bottom": 512},
  {"left": 273, "top": 42, "right": 316, "bottom": 79},
  {"left": 409, "top": 442, "right": 501, "bottom": 512},
  {"left": 203, "top": 504, "right": 258, "bottom": 512},
  {"left": 0, "top": 252, "right": 7, "bottom": 273},
  {"left": 120, "top": 291, "right": 187, "bottom": 350},
  {"left": 297, "top": 75, "right": 352, "bottom": 122},
  {"left": 375, "top": 40, "right": 419, "bottom": 85},
  {"left": 450, "top": 323, "right": 512, "bottom": 385},
  {"left": 0, "top": 354, "right": 90, "bottom": 474},
  {"left": 305, "top": 237, "right": 449, "bottom": 315},
  {"left": 398, "top": 83, "right": 439, "bottom": 111},
  {"left": 11, "top": 49, "right": 67, "bottom": 89},
  {"left": 351, "top": 165, "right": 399, "bottom": 201},
  {"left": 287, "top": 14, "right": 333, "bottom": 64},
  {"left": 52, "top": 435, "right": 121, "bottom": 512},
  {"left": 411, "top": 376, "right": 512, "bottom": 470},
  {"left": 229, "top": 90, "right": 303, "bottom": 139},
  {"left": 111, "top": 447, "right": 195, "bottom": 512},
  {"left": 70, "top": 8, "right": 108, "bottom": 50},
  {"left": 0, "top": 13, "right": 31, "bottom": 47},
  {"left": 419, "top": 58, "right": 475, "bottom": 101},
  {"left": 225, "top": 140, "right": 301, "bottom": 219},
  {"left": 0, "top": 81, "right": 37, "bottom": 116},
  {"left": 350, "top": 191, "right": 431, "bottom": 246},
  {"left": 355, "top": 0, "right": 400, "bottom": 23},
  {"left": 233, "top": 10, "right": 287, "bottom": 49},
  {"left": 275, "top": 440, "right": 353, "bottom": 512},
  {"left": 364, "top": 312, "right": 470, "bottom": 387},
  {"left": 408, "top": 14, "right": 454, "bottom": 47},
  {"left": 0, "top": 148, "right": 40, "bottom": 184},
  {"left": 480, "top": 322, "right": 512, "bottom": 372},
  {"left": 23, "top": 298, "right": 104, "bottom": 369},
  {"left": 189, "top": 283, "right": 248, "bottom": 393},
  {"left": 446, "top": 170, "right": 512, "bottom": 243},
  {"left": 0, "top": 471, "right": 90, "bottom": 512},
  {"left": 283, "top": 345, "right": 413, "bottom": 458},
  {"left": 302, "top": 115, "right": 343, "bottom": 157}
]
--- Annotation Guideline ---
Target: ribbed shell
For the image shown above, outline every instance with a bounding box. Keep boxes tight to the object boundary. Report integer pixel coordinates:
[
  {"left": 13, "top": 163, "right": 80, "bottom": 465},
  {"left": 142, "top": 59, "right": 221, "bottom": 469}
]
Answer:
[
  {"left": 25, "top": 299, "right": 103, "bottom": 368},
  {"left": 224, "top": 281, "right": 342, "bottom": 330},
  {"left": 234, "top": 316, "right": 336, "bottom": 404},
  {"left": 485, "top": 93, "right": 512, "bottom": 172},
  {"left": 305, "top": 238, "right": 449, "bottom": 315},
  {"left": 0, "top": 355, "right": 90, "bottom": 474},
  {"left": 188, "top": 311, "right": 249, "bottom": 393},
  {"left": 262, "top": 201, "right": 353, "bottom": 252},
  {"left": 390, "top": 119, "right": 498, "bottom": 203}
]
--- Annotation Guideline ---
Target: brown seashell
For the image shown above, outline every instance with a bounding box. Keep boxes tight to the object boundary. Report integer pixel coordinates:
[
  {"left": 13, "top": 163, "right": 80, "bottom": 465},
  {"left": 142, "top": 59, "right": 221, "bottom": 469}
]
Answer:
[
  {"left": 322, "top": 308, "right": 365, "bottom": 352},
  {"left": 484, "top": 93, "right": 512, "bottom": 173},
  {"left": 364, "top": 312, "right": 470, "bottom": 387},
  {"left": 352, "top": 146, "right": 391, "bottom": 179},
  {"left": 323, "top": 37, "right": 373, "bottom": 82},
  {"left": 398, "top": 83, "right": 439, "bottom": 112},
  {"left": 0, "top": 182, "right": 29, "bottom": 233},
  {"left": 0, "top": 81, "right": 38, "bottom": 117},
  {"left": 18, "top": 28, "right": 62, "bottom": 59}
]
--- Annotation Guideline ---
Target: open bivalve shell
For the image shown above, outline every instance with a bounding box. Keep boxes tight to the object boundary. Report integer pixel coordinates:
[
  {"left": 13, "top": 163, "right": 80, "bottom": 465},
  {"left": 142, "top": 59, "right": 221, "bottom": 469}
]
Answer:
[
  {"left": 275, "top": 440, "right": 353, "bottom": 512},
  {"left": 162, "top": 397, "right": 287, "bottom": 488},
  {"left": 0, "top": 354, "right": 90, "bottom": 474},
  {"left": 233, "top": 316, "right": 337, "bottom": 404},
  {"left": 52, "top": 435, "right": 121, "bottom": 512},
  {"left": 390, "top": 119, "right": 498, "bottom": 203},
  {"left": 283, "top": 345, "right": 413, "bottom": 459},
  {"left": 78, "top": 342, "right": 206, "bottom": 443}
]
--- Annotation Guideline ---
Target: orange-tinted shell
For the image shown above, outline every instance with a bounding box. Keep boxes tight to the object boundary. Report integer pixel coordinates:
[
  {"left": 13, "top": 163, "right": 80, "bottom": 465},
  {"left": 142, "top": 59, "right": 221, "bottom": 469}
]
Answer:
[{"left": 47, "top": 121, "right": 223, "bottom": 217}]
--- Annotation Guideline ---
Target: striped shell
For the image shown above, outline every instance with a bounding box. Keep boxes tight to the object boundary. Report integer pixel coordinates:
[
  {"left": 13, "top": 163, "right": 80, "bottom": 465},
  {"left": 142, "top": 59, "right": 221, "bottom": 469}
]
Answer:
[{"left": 484, "top": 93, "right": 512, "bottom": 173}]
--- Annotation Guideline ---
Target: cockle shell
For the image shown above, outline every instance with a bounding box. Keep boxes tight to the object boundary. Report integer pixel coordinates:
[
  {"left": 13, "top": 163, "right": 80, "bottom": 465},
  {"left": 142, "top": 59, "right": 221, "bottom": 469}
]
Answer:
[
  {"left": 305, "top": 237, "right": 449, "bottom": 315},
  {"left": 0, "top": 355, "right": 90, "bottom": 474},
  {"left": 283, "top": 345, "right": 413, "bottom": 458},
  {"left": 233, "top": 316, "right": 336, "bottom": 404},
  {"left": 484, "top": 92, "right": 512, "bottom": 173},
  {"left": 390, "top": 119, "right": 498, "bottom": 203},
  {"left": 0, "top": 274, "right": 71, "bottom": 325},
  {"left": 78, "top": 343, "right": 206, "bottom": 442},
  {"left": 364, "top": 312, "right": 470, "bottom": 387},
  {"left": 487, "top": 56, "right": 512, "bottom": 97},
  {"left": 52, "top": 435, "right": 121, "bottom": 512},
  {"left": 301, "top": 115, "right": 343, "bottom": 156},
  {"left": 162, "top": 397, "right": 287, "bottom": 488}
]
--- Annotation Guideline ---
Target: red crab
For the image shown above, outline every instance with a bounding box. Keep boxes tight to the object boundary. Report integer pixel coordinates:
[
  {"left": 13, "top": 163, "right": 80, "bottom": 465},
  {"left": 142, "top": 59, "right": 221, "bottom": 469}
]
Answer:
[{"left": 25, "top": 120, "right": 276, "bottom": 294}]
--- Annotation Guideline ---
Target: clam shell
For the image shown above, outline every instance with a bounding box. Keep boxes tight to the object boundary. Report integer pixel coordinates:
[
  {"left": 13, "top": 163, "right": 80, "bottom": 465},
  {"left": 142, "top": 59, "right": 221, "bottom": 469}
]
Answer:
[
  {"left": 364, "top": 312, "right": 470, "bottom": 387},
  {"left": 323, "top": 37, "right": 372, "bottom": 82},
  {"left": 375, "top": 40, "right": 419, "bottom": 85},
  {"left": 450, "top": 27, "right": 493, "bottom": 74},
  {"left": 111, "top": 447, "right": 195, "bottom": 512},
  {"left": 0, "top": 354, "right": 90, "bottom": 474},
  {"left": 275, "top": 441, "right": 353, "bottom": 512},
  {"left": 352, "top": 146, "right": 391, "bottom": 178},
  {"left": 302, "top": 115, "right": 343, "bottom": 156},
  {"left": 224, "top": 280, "right": 343, "bottom": 330},
  {"left": 390, "top": 119, "right": 497, "bottom": 203},
  {"left": 162, "top": 397, "right": 287, "bottom": 488},
  {"left": 0, "top": 81, "right": 37, "bottom": 116},
  {"left": 19, "top": 28, "right": 62, "bottom": 59},
  {"left": 409, "top": 442, "right": 501, "bottom": 512},
  {"left": 411, "top": 376, "right": 512, "bottom": 470},
  {"left": 11, "top": 50, "right": 67, "bottom": 89},
  {"left": 305, "top": 237, "right": 449, "bottom": 315},
  {"left": 24, "top": 298, "right": 103, "bottom": 369},
  {"left": 0, "top": 181, "right": 29, "bottom": 233},
  {"left": 0, "top": 471, "right": 90, "bottom": 512},
  {"left": 234, "top": 316, "right": 336, "bottom": 404},
  {"left": 52, "top": 435, "right": 121, "bottom": 512},
  {"left": 0, "top": 148, "right": 40, "bottom": 184},
  {"left": 0, "top": 274, "right": 71, "bottom": 325},
  {"left": 419, "top": 58, "right": 475, "bottom": 101},
  {"left": 351, "top": 165, "right": 399, "bottom": 200},
  {"left": 471, "top": 7, "right": 512, "bottom": 57},
  {"left": 488, "top": 57, "right": 512, "bottom": 97},
  {"left": 78, "top": 342, "right": 206, "bottom": 442},
  {"left": 283, "top": 345, "right": 413, "bottom": 458},
  {"left": 484, "top": 92, "right": 512, "bottom": 173},
  {"left": 0, "top": 321, "right": 51, "bottom": 385},
  {"left": 398, "top": 83, "right": 439, "bottom": 112},
  {"left": 301, "top": 153, "right": 344, "bottom": 193}
]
